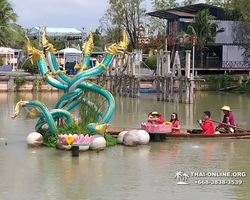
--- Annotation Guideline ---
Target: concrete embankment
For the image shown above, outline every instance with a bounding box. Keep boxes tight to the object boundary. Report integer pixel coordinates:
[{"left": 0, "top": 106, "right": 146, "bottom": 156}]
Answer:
[{"left": 0, "top": 71, "right": 227, "bottom": 92}]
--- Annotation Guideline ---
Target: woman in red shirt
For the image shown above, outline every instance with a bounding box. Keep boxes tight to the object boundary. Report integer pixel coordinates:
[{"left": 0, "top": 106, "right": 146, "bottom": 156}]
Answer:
[
  {"left": 198, "top": 111, "right": 215, "bottom": 134},
  {"left": 147, "top": 111, "right": 165, "bottom": 124},
  {"left": 170, "top": 113, "right": 180, "bottom": 134}
]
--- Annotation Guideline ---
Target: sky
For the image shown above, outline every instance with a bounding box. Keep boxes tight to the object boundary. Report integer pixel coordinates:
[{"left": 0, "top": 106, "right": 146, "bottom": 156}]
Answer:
[{"left": 10, "top": 0, "right": 153, "bottom": 31}]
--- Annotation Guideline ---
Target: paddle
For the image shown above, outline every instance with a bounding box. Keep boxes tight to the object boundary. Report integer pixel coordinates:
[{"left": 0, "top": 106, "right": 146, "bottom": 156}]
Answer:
[{"left": 211, "top": 119, "right": 250, "bottom": 132}]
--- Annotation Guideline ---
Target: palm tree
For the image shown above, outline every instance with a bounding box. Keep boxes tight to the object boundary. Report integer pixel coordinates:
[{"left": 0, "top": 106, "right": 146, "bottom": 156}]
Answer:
[
  {"left": 0, "top": 0, "right": 24, "bottom": 46},
  {"left": 174, "top": 170, "right": 183, "bottom": 182},
  {"left": 187, "top": 9, "right": 225, "bottom": 67},
  {"left": 182, "top": 173, "right": 190, "bottom": 182}
]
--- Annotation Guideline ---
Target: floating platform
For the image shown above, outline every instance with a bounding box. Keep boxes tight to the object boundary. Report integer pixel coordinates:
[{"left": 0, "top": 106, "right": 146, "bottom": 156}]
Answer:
[{"left": 107, "top": 127, "right": 250, "bottom": 140}]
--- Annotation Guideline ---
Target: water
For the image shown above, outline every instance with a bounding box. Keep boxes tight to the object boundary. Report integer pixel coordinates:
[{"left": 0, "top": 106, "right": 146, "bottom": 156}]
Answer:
[{"left": 0, "top": 91, "right": 250, "bottom": 200}]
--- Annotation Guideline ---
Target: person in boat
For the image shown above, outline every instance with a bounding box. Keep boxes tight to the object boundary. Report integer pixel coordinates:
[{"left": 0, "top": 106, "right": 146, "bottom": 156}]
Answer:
[
  {"left": 198, "top": 111, "right": 215, "bottom": 134},
  {"left": 170, "top": 112, "right": 180, "bottom": 134},
  {"left": 147, "top": 111, "right": 165, "bottom": 124},
  {"left": 216, "top": 105, "right": 235, "bottom": 133}
]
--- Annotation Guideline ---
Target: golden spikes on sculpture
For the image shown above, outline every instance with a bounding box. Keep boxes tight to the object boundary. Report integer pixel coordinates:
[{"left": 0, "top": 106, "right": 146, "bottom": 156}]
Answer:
[
  {"left": 106, "top": 29, "right": 128, "bottom": 58},
  {"left": 42, "top": 24, "right": 57, "bottom": 54},
  {"left": 11, "top": 99, "right": 23, "bottom": 119},
  {"left": 95, "top": 123, "right": 111, "bottom": 135},
  {"left": 82, "top": 27, "right": 93, "bottom": 55},
  {"left": 26, "top": 36, "right": 43, "bottom": 64},
  {"left": 26, "top": 108, "right": 40, "bottom": 119},
  {"left": 118, "top": 29, "right": 128, "bottom": 50},
  {"left": 74, "top": 62, "right": 82, "bottom": 70}
]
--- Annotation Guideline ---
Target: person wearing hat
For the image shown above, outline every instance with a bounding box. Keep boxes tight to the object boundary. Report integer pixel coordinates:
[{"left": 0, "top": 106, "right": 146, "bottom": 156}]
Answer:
[
  {"left": 147, "top": 111, "right": 165, "bottom": 124},
  {"left": 217, "top": 105, "right": 235, "bottom": 130}
]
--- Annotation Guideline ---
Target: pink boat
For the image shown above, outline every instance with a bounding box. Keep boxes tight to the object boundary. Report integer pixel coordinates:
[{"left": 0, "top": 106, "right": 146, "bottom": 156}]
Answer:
[
  {"left": 58, "top": 134, "right": 94, "bottom": 145},
  {"left": 141, "top": 123, "right": 172, "bottom": 132}
]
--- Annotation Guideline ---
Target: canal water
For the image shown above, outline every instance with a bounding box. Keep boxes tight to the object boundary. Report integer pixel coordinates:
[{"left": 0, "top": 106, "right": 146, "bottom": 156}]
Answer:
[{"left": 0, "top": 91, "right": 250, "bottom": 200}]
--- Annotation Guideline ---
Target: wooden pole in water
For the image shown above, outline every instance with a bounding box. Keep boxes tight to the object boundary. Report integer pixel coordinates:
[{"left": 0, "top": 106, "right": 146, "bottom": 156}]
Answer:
[
  {"left": 185, "top": 50, "right": 191, "bottom": 103},
  {"left": 72, "top": 146, "right": 79, "bottom": 157}
]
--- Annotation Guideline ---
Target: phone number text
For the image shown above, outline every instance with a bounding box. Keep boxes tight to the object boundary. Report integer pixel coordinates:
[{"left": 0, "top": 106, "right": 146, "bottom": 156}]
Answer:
[{"left": 194, "top": 179, "right": 243, "bottom": 185}]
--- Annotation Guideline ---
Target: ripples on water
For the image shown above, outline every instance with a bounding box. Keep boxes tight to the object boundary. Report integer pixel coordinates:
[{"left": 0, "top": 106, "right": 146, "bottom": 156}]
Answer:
[{"left": 0, "top": 92, "right": 250, "bottom": 199}]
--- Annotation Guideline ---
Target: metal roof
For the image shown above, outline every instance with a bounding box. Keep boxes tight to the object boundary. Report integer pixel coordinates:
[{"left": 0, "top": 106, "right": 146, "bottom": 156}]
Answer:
[
  {"left": 147, "top": 3, "right": 225, "bottom": 19},
  {"left": 167, "top": 11, "right": 194, "bottom": 17},
  {"left": 27, "top": 26, "right": 82, "bottom": 37}
]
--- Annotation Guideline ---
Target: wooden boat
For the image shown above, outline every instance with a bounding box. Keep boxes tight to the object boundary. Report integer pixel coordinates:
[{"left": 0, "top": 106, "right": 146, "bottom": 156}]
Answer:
[{"left": 107, "top": 127, "right": 250, "bottom": 140}]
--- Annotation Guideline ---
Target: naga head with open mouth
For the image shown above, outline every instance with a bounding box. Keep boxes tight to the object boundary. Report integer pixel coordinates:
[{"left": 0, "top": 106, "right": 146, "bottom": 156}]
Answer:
[
  {"left": 26, "top": 36, "right": 43, "bottom": 65},
  {"left": 106, "top": 29, "right": 128, "bottom": 58},
  {"left": 42, "top": 25, "right": 57, "bottom": 54},
  {"left": 82, "top": 27, "right": 93, "bottom": 55}
]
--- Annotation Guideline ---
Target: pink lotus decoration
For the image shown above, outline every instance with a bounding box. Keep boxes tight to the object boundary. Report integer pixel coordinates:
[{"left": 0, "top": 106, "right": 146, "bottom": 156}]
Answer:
[
  {"left": 58, "top": 134, "right": 94, "bottom": 145},
  {"left": 141, "top": 123, "right": 172, "bottom": 132}
]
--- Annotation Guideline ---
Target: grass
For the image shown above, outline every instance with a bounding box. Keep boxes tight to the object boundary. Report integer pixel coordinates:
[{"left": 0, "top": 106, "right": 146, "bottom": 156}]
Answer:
[{"left": 40, "top": 89, "right": 117, "bottom": 147}]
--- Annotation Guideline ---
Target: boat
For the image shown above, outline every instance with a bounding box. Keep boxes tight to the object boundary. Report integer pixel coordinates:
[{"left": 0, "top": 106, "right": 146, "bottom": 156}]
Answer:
[{"left": 107, "top": 127, "right": 250, "bottom": 140}]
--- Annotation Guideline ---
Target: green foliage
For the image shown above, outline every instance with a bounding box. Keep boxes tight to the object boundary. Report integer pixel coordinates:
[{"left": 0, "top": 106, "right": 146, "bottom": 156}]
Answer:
[
  {"left": 93, "top": 29, "right": 105, "bottom": 52},
  {"left": 188, "top": 9, "right": 225, "bottom": 52},
  {"left": 100, "top": 0, "right": 146, "bottom": 49},
  {"left": 23, "top": 59, "right": 39, "bottom": 74},
  {"left": 237, "top": 79, "right": 250, "bottom": 92},
  {"left": 14, "top": 77, "right": 26, "bottom": 86},
  {"left": 104, "top": 133, "right": 117, "bottom": 146},
  {"left": 57, "top": 90, "right": 104, "bottom": 135},
  {"left": 40, "top": 128, "right": 58, "bottom": 147},
  {"left": 0, "top": 57, "right": 3, "bottom": 66},
  {"left": 0, "top": 0, "right": 24, "bottom": 46},
  {"left": 145, "top": 55, "right": 157, "bottom": 70},
  {"left": 200, "top": 74, "right": 241, "bottom": 90},
  {"left": 34, "top": 80, "right": 45, "bottom": 86}
]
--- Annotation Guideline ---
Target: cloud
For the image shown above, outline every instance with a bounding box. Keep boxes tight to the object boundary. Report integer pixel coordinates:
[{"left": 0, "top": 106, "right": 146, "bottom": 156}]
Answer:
[
  {"left": 10, "top": 0, "right": 153, "bottom": 31},
  {"left": 10, "top": 0, "right": 109, "bottom": 30}
]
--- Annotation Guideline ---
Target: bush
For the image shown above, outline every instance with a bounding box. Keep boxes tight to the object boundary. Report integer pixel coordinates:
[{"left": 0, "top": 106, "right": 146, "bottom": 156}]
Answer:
[
  {"left": 14, "top": 77, "right": 26, "bottom": 86},
  {"left": 23, "top": 59, "right": 39, "bottom": 74},
  {"left": 145, "top": 55, "right": 157, "bottom": 70},
  {"left": 40, "top": 90, "right": 117, "bottom": 148},
  {"left": 0, "top": 57, "right": 3, "bottom": 66}
]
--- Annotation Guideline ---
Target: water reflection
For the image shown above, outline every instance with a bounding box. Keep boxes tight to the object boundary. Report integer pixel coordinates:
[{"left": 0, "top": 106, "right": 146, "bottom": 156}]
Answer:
[{"left": 1, "top": 92, "right": 250, "bottom": 199}]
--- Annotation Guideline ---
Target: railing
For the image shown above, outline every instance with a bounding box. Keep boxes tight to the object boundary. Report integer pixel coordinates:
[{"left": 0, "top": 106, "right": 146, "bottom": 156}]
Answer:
[{"left": 180, "top": 60, "right": 250, "bottom": 69}]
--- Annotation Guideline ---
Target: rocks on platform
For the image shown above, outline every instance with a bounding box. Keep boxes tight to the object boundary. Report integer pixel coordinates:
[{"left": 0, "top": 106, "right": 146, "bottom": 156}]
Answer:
[
  {"left": 90, "top": 135, "right": 106, "bottom": 151},
  {"left": 26, "top": 132, "right": 43, "bottom": 147},
  {"left": 137, "top": 130, "right": 150, "bottom": 145},
  {"left": 117, "top": 131, "right": 128, "bottom": 144},
  {"left": 119, "top": 129, "right": 150, "bottom": 147},
  {"left": 123, "top": 130, "right": 140, "bottom": 146}
]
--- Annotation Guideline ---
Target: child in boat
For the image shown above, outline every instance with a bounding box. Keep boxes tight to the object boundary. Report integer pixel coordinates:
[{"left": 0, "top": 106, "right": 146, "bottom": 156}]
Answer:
[
  {"left": 198, "top": 111, "right": 215, "bottom": 134},
  {"left": 148, "top": 111, "right": 165, "bottom": 124},
  {"left": 170, "top": 112, "right": 180, "bottom": 134},
  {"left": 216, "top": 105, "right": 235, "bottom": 133}
]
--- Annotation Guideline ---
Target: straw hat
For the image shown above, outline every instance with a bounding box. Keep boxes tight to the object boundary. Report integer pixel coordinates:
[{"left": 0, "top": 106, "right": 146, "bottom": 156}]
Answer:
[
  {"left": 150, "top": 111, "right": 162, "bottom": 116},
  {"left": 221, "top": 105, "right": 231, "bottom": 112}
]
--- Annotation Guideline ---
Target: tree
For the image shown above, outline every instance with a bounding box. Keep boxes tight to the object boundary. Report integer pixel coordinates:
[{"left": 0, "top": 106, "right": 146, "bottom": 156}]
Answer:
[
  {"left": 92, "top": 29, "right": 105, "bottom": 52},
  {"left": 99, "top": 0, "right": 146, "bottom": 50},
  {"left": 0, "top": 0, "right": 24, "bottom": 46},
  {"left": 181, "top": 0, "right": 198, "bottom": 6},
  {"left": 187, "top": 9, "right": 225, "bottom": 67},
  {"left": 205, "top": 0, "right": 229, "bottom": 7},
  {"left": 0, "top": 57, "right": 3, "bottom": 66},
  {"left": 149, "top": 0, "right": 179, "bottom": 36},
  {"left": 225, "top": 0, "right": 250, "bottom": 56}
]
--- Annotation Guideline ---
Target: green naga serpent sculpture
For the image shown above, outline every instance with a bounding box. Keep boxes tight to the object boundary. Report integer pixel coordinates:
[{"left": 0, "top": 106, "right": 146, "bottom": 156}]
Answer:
[{"left": 12, "top": 27, "right": 128, "bottom": 136}]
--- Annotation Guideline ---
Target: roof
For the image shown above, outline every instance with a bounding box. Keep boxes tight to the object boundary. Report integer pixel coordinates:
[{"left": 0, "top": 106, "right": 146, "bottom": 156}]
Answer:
[
  {"left": 27, "top": 26, "right": 82, "bottom": 37},
  {"left": 147, "top": 3, "right": 226, "bottom": 20},
  {"left": 57, "top": 48, "right": 82, "bottom": 54},
  {"left": 167, "top": 11, "right": 194, "bottom": 17},
  {"left": 0, "top": 47, "right": 14, "bottom": 54}
]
